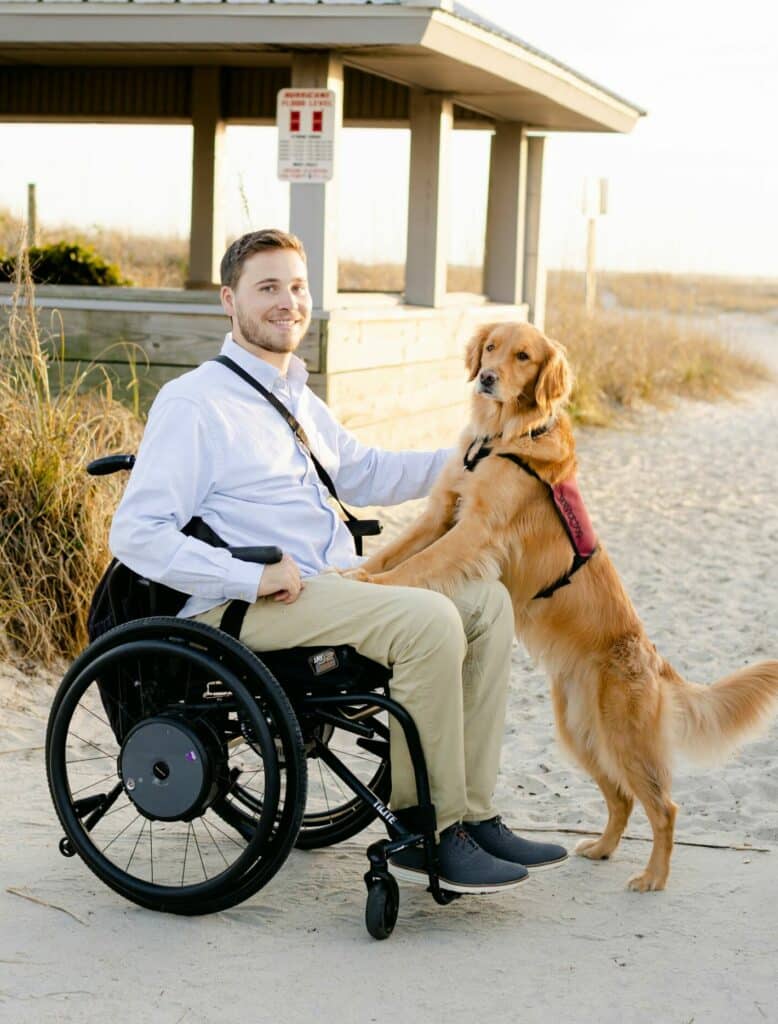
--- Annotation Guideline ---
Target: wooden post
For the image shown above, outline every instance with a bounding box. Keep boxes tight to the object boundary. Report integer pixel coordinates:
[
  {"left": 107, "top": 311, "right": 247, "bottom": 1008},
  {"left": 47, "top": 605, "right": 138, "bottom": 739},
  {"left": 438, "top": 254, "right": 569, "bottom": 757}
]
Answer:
[
  {"left": 585, "top": 217, "right": 597, "bottom": 315},
  {"left": 484, "top": 123, "right": 527, "bottom": 305},
  {"left": 405, "top": 91, "right": 452, "bottom": 308},
  {"left": 523, "top": 135, "right": 547, "bottom": 329},
  {"left": 289, "top": 52, "right": 343, "bottom": 311},
  {"left": 27, "top": 183, "right": 38, "bottom": 247},
  {"left": 187, "top": 67, "right": 225, "bottom": 289}
]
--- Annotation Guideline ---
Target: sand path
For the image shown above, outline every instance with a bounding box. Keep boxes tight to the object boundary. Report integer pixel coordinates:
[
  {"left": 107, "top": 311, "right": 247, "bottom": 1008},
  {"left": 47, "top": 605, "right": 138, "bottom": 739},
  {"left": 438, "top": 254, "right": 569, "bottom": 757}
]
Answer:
[{"left": 1, "top": 311, "right": 776, "bottom": 1024}]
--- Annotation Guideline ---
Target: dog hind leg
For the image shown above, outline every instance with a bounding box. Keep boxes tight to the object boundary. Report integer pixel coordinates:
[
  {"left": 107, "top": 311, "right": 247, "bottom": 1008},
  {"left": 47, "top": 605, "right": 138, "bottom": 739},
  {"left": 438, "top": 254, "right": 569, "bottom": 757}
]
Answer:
[
  {"left": 623, "top": 762, "right": 677, "bottom": 892},
  {"left": 551, "top": 681, "right": 634, "bottom": 860}
]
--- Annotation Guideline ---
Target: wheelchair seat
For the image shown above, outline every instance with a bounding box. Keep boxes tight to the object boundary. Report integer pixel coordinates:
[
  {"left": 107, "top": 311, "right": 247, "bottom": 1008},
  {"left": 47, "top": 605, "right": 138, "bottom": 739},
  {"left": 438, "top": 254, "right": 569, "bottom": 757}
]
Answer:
[{"left": 257, "top": 644, "right": 392, "bottom": 693}]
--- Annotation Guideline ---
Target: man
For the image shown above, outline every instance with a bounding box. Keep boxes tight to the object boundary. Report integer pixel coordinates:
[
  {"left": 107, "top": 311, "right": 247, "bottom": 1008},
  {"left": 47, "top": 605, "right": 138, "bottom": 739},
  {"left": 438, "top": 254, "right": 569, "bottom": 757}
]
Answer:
[{"left": 110, "top": 228, "right": 567, "bottom": 894}]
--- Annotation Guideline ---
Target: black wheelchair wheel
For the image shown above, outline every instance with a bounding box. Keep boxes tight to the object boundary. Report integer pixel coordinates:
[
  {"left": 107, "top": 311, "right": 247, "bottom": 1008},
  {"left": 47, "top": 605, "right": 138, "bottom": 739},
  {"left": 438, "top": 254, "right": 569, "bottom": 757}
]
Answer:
[
  {"left": 46, "top": 618, "right": 306, "bottom": 915},
  {"left": 295, "top": 707, "right": 391, "bottom": 851},
  {"left": 365, "top": 873, "right": 399, "bottom": 940}
]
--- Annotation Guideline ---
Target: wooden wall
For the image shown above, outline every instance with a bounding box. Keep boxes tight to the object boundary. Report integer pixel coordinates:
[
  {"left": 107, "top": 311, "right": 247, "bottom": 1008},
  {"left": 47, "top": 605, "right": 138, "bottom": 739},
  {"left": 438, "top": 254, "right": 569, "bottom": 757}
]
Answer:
[{"left": 0, "top": 285, "right": 525, "bottom": 448}]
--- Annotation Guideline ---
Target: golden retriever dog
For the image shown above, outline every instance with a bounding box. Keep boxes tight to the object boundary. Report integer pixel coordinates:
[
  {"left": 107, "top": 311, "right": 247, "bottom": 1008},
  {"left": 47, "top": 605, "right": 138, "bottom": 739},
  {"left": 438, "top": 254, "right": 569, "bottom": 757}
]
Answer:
[{"left": 351, "top": 321, "right": 778, "bottom": 891}]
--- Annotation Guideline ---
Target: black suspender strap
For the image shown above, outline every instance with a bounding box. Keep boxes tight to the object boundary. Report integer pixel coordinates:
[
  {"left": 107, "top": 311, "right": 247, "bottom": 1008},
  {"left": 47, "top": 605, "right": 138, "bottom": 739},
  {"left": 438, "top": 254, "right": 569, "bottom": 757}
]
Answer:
[{"left": 212, "top": 354, "right": 382, "bottom": 555}]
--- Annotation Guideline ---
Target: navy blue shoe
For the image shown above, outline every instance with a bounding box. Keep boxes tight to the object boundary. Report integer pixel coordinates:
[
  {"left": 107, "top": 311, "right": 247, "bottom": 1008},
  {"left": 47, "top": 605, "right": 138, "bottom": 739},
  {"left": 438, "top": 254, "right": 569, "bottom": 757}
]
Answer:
[
  {"left": 462, "top": 817, "right": 568, "bottom": 870},
  {"left": 390, "top": 823, "right": 529, "bottom": 894}
]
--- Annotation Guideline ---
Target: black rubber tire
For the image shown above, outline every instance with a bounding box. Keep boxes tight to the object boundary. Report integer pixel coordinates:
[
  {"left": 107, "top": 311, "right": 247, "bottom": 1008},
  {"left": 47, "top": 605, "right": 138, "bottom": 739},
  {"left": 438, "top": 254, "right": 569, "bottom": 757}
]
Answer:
[
  {"left": 46, "top": 617, "right": 307, "bottom": 916},
  {"left": 365, "top": 874, "right": 400, "bottom": 940}
]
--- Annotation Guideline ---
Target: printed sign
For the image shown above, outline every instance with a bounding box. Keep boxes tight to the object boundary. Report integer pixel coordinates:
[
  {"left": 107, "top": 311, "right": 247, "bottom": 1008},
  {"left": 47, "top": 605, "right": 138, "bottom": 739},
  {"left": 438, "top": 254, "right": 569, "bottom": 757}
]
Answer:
[{"left": 277, "top": 89, "right": 336, "bottom": 182}]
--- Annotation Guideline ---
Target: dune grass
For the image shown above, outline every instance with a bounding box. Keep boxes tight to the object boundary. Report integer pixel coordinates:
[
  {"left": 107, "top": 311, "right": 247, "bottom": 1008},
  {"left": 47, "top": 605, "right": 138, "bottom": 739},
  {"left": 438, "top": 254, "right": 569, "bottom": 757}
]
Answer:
[
  {"left": 544, "top": 273, "right": 771, "bottom": 426},
  {"left": 0, "top": 252, "right": 142, "bottom": 665},
  {"left": 598, "top": 271, "right": 778, "bottom": 316}
]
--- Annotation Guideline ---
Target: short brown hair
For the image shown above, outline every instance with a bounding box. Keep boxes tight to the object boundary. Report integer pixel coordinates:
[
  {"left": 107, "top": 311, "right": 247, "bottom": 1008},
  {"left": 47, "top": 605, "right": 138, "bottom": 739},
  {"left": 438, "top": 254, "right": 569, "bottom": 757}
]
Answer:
[{"left": 220, "top": 229, "right": 307, "bottom": 289}]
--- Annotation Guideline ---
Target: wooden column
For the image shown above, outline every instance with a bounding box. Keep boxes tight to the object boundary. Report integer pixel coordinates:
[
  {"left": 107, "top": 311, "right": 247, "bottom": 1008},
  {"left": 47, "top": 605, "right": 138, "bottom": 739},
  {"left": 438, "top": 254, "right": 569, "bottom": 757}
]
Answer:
[
  {"left": 405, "top": 91, "right": 452, "bottom": 308},
  {"left": 523, "top": 135, "right": 547, "bottom": 329},
  {"left": 289, "top": 52, "right": 343, "bottom": 311},
  {"left": 483, "top": 122, "right": 527, "bottom": 306},
  {"left": 187, "top": 67, "right": 225, "bottom": 289}
]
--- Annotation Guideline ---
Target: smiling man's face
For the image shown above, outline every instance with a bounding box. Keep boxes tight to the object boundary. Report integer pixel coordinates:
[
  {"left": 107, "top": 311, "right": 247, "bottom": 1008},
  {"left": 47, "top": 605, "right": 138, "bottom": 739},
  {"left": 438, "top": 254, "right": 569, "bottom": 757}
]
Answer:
[{"left": 221, "top": 247, "right": 312, "bottom": 364}]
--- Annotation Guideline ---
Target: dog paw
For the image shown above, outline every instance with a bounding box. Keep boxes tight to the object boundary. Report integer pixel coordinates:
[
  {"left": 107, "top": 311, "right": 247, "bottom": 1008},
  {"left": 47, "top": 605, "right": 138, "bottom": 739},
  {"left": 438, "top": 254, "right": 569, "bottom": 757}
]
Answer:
[
  {"left": 626, "top": 871, "right": 666, "bottom": 892},
  {"left": 575, "top": 837, "right": 610, "bottom": 860},
  {"left": 339, "top": 567, "right": 372, "bottom": 582}
]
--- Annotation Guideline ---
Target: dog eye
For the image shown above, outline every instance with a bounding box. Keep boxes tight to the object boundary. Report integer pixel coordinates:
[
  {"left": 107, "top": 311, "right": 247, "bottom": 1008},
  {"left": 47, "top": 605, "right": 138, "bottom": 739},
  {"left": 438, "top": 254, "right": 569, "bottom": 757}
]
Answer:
[
  {"left": 485, "top": 343, "right": 495, "bottom": 352},
  {"left": 516, "top": 351, "right": 529, "bottom": 361}
]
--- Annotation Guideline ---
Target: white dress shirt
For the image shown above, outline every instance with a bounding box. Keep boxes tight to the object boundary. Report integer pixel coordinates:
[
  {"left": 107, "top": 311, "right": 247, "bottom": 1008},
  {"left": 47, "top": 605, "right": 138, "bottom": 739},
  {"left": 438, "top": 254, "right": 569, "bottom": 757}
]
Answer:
[{"left": 110, "top": 334, "right": 452, "bottom": 618}]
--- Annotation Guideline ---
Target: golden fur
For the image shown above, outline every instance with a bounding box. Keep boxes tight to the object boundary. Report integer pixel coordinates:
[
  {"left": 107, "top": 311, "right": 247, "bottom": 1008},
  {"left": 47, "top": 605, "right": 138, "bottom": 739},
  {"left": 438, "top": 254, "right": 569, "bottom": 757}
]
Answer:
[{"left": 353, "top": 321, "right": 778, "bottom": 891}]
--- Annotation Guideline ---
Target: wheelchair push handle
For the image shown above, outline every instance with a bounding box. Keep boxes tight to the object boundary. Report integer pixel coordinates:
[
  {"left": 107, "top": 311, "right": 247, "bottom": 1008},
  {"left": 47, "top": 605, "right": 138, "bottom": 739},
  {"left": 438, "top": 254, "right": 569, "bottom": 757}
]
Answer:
[
  {"left": 87, "top": 456, "right": 281, "bottom": 564},
  {"left": 87, "top": 454, "right": 136, "bottom": 476}
]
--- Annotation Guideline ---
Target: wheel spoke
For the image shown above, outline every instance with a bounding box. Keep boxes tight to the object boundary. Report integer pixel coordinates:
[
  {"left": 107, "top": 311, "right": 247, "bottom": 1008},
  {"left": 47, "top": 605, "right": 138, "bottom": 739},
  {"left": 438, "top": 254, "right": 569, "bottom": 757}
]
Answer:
[
  {"left": 66, "top": 731, "right": 116, "bottom": 762},
  {"left": 70, "top": 769, "right": 119, "bottom": 798},
  {"left": 316, "top": 760, "right": 332, "bottom": 814},
  {"left": 102, "top": 811, "right": 143, "bottom": 853},
  {"left": 75, "top": 700, "right": 111, "bottom": 730},
  {"left": 181, "top": 823, "right": 192, "bottom": 886},
  {"left": 200, "top": 816, "right": 230, "bottom": 868},
  {"left": 125, "top": 817, "right": 147, "bottom": 872},
  {"left": 191, "top": 822, "right": 208, "bottom": 881}
]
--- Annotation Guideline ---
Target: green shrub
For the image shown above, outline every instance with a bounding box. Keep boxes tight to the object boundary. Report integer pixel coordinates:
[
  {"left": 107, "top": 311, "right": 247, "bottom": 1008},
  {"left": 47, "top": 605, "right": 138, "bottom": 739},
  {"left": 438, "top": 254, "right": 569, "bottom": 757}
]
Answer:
[{"left": 0, "top": 241, "right": 131, "bottom": 287}]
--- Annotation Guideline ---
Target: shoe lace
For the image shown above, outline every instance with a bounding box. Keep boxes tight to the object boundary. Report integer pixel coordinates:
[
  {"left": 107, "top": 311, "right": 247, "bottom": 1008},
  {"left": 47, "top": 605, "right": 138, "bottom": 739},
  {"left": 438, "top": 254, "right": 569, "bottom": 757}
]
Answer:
[
  {"left": 491, "top": 815, "right": 511, "bottom": 838},
  {"left": 451, "top": 825, "right": 482, "bottom": 852}
]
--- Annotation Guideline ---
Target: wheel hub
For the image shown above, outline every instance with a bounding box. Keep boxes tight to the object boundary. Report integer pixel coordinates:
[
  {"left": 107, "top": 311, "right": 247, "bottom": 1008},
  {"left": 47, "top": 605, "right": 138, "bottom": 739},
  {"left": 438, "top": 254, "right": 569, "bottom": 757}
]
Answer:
[{"left": 119, "top": 717, "right": 219, "bottom": 821}]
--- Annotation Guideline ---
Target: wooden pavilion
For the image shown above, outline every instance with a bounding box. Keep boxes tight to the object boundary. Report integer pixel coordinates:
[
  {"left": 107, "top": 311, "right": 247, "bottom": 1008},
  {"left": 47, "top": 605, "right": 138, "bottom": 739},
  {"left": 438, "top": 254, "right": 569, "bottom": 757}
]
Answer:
[{"left": 0, "top": 0, "right": 643, "bottom": 445}]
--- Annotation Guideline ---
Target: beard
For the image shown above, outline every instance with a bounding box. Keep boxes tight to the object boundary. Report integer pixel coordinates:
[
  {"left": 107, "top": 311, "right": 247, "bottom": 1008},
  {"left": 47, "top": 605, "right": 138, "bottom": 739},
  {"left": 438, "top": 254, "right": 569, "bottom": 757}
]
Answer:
[{"left": 234, "top": 306, "right": 309, "bottom": 354}]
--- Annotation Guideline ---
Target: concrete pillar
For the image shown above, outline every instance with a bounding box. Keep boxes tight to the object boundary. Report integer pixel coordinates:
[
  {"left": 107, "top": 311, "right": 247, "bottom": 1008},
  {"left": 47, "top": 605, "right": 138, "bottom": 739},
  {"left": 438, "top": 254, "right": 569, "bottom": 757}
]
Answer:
[
  {"left": 289, "top": 52, "right": 343, "bottom": 311},
  {"left": 405, "top": 91, "right": 452, "bottom": 307},
  {"left": 523, "top": 135, "right": 547, "bottom": 329},
  {"left": 483, "top": 122, "right": 527, "bottom": 306},
  {"left": 188, "top": 67, "right": 225, "bottom": 289}
]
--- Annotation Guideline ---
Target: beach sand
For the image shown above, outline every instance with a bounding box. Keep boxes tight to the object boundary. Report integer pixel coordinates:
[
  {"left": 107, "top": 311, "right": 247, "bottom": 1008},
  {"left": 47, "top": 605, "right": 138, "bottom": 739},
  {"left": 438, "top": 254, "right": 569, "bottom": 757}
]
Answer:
[{"left": 1, "top": 310, "right": 776, "bottom": 1024}]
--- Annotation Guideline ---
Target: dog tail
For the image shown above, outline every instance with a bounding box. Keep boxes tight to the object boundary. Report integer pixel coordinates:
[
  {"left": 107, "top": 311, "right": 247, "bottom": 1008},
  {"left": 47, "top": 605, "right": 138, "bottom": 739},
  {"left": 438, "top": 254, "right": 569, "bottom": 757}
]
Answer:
[{"left": 669, "top": 660, "right": 778, "bottom": 764}]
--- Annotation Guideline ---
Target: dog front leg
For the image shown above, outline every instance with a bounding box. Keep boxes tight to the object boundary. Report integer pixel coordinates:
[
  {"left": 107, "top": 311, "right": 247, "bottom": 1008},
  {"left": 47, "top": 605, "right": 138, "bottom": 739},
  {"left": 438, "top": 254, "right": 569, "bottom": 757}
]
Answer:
[
  {"left": 360, "top": 509, "right": 454, "bottom": 575},
  {"left": 366, "top": 518, "right": 498, "bottom": 596}
]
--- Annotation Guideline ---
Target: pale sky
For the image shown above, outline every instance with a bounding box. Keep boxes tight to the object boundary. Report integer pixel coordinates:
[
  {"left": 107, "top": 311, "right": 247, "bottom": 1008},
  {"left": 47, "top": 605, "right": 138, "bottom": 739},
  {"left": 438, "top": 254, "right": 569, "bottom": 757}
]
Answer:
[{"left": 0, "top": 0, "right": 776, "bottom": 276}]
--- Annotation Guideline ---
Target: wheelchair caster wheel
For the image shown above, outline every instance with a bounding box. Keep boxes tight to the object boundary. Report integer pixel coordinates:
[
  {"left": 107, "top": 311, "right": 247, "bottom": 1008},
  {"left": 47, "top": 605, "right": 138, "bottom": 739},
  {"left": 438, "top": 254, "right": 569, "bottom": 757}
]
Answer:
[
  {"left": 59, "top": 836, "right": 76, "bottom": 858},
  {"left": 365, "top": 874, "right": 399, "bottom": 940}
]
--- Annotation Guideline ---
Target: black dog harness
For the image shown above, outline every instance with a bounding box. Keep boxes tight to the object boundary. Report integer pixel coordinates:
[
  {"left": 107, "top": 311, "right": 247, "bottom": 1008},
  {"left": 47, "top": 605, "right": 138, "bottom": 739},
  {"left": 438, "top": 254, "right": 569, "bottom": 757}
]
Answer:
[{"left": 463, "top": 431, "right": 598, "bottom": 600}]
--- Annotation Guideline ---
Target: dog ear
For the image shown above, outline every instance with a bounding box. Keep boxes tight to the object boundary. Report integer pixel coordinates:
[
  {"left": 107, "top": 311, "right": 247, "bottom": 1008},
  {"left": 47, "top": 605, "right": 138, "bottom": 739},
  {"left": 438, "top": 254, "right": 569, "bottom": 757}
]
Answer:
[
  {"left": 465, "top": 323, "right": 496, "bottom": 382},
  {"left": 535, "top": 340, "right": 572, "bottom": 416}
]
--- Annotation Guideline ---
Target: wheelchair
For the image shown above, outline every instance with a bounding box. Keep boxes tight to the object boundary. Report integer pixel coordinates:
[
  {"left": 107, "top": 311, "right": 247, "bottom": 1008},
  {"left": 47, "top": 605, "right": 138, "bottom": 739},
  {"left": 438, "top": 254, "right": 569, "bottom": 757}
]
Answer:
[{"left": 45, "top": 456, "right": 460, "bottom": 940}]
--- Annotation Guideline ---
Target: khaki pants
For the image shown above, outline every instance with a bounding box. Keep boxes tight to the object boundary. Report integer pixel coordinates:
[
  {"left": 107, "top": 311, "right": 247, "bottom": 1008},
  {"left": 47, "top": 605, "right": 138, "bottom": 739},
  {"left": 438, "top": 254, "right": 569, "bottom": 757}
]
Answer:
[{"left": 194, "top": 574, "right": 514, "bottom": 833}]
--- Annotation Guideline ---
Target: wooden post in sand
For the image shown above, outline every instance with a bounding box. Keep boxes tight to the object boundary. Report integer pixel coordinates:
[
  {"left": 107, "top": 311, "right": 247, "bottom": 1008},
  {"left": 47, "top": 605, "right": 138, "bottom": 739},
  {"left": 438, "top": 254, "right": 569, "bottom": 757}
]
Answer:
[
  {"left": 26, "top": 183, "right": 38, "bottom": 247},
  {"left": 583, "top": 177, "right": 608, "bottom": 315}
]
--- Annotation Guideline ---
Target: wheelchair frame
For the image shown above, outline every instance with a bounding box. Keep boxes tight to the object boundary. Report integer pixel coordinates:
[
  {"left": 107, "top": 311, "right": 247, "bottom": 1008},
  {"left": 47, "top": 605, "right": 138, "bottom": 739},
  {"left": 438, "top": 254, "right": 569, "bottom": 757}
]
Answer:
[{"left": 45, "top": 458, "right": 459, "bottom": 940}]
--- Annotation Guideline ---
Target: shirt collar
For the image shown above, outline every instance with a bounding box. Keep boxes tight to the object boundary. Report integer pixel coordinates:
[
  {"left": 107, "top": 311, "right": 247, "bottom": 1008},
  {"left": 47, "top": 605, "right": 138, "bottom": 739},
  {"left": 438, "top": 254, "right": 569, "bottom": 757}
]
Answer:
[{"left": 221, "top": 334, "right": 309, "bottom": 395}]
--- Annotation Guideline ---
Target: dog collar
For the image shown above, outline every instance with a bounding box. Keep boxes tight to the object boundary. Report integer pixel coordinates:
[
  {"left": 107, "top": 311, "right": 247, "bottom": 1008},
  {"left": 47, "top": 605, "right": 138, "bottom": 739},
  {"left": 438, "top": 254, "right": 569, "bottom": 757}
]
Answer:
[{"left": 519, "top": 418, "right": 555, "bottom": 440}]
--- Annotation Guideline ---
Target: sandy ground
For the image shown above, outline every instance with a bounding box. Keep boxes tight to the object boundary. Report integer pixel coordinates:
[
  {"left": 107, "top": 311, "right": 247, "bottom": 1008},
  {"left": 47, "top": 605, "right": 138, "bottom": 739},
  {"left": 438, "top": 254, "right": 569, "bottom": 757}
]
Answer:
[{"left": 1, "top": 311, "right": 776, "bottom": 1024}]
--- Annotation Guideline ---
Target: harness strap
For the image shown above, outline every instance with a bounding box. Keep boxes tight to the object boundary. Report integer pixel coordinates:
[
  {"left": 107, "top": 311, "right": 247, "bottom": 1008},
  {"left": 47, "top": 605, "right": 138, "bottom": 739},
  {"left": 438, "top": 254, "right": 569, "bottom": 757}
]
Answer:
[
  {"left": 497, "top": 453, "right": 597, "bottom": 600},
  {"left": 463, "top": 437, "right": 494, "bottom": 472},
  {"left": 212, "top": 355, "right": 381, "bottom": 555},
  {"left": 219, "top": 600, "right": 249, "bottom": 640}
]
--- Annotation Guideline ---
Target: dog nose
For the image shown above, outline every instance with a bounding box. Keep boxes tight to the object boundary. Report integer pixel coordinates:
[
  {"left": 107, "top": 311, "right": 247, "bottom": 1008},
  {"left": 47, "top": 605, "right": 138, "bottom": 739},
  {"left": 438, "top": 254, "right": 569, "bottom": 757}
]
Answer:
[{"left": 479, "top": 370, "right": 497, "bottom": 388}]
